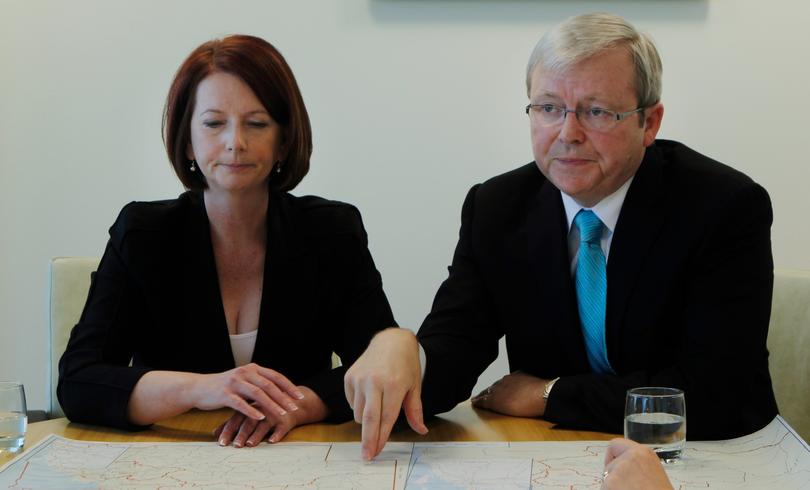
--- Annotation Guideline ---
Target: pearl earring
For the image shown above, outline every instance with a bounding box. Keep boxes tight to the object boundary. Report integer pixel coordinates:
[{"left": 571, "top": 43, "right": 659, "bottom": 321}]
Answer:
[
  {"left": 275, "top": 161, "right": 282, "bottom": 174},
  {"left": 189, "top": 160, "right": 197, "bottom": 172}
]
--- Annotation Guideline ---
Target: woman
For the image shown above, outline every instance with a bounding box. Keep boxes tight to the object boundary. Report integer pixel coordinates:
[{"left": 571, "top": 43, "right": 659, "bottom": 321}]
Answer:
[{"left": 58, "top": 35, "right": 396, "bottom": 448}]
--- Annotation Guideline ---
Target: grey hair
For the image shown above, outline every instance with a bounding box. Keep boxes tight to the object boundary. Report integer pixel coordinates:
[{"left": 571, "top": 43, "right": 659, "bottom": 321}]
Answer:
[{"left": 525, "top": 13, "right": 662, "bottom": 108}]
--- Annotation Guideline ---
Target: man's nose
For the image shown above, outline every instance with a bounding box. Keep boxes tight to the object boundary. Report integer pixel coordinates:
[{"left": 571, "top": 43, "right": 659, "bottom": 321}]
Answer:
[{"left": 558, "top": 109, "right": 585, "bottom": 144}]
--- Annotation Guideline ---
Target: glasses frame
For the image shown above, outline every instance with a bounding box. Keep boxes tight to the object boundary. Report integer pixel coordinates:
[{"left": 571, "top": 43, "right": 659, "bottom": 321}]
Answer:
[{"left": 525, "top": 104, "right": 645, "bottom": 131}]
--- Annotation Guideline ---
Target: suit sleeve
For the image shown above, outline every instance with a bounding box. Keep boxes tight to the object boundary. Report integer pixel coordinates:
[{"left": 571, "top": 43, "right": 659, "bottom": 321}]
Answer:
[
  {"left": 298, "top": 206, "right": 397, "bottom": 422},
  {"left": 544, "top": 182, "right": 776, "bottom": 439},
  {"left": 57, "top": 218, "right": 154, "bottom": 430},
  {"left": 418, "top": 185, "right": 504, "bottom": 416}
]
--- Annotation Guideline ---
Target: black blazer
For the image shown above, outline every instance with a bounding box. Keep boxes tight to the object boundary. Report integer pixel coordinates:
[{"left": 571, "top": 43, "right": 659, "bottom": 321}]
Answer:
[
  {"left": 418, "top": 140, "right": 778, "bottom": 439},
  {"left": 58, "top": 191, "right": 395, "bottom": 430}
]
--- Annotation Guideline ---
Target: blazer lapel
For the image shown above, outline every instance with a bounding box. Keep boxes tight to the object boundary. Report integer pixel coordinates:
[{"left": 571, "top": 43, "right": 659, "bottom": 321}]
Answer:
[
  {"left": 527, "top": 179, "right": 591, "bottom": 373},
  {"left": 181, "top": 192, "right": 234, "bottom": 372},
  {"left": 252, "top": 190, "right": 293, "bottom": 366},
  {"left": 606, "top": 146, "right": 666, "bottom": 372}
]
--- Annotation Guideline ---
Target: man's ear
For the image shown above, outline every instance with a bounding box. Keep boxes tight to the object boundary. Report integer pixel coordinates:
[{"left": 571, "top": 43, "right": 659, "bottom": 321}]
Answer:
[{"left": 642, "top": 102, "right": 664, "bottom": 147}]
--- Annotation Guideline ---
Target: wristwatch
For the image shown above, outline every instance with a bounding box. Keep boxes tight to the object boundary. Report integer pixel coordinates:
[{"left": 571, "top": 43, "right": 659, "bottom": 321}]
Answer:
[{"left": 543, "top": 377, "right": 560, "bottom": 400}]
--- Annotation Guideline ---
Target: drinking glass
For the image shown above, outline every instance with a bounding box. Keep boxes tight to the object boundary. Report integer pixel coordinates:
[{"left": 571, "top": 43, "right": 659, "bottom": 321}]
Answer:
[
  {"left": 624, "top": 387, "right": 685, "bottom": 463},
  {"left": 0, "top": 382, "right": 27, "bottom": 455}
]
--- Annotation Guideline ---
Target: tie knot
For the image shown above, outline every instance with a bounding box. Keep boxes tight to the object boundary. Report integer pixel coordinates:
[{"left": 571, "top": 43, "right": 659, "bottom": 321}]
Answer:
[{"left": 574, "top": 210, "right": 603, "bottom": 244}]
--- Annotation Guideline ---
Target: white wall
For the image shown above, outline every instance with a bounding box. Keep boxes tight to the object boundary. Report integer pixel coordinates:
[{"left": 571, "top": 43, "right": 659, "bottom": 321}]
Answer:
[{"left": 2, "top": 0, "right": 809, "bottom": 411}]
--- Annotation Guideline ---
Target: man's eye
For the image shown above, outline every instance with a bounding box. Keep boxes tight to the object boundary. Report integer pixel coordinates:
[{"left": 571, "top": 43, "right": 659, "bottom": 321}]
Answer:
[
  {"left": 539, "top": 104, "right": 558, "bottom": 114},
  {"left": 587, "top": 108, "right": 608, "bottom": 118}
]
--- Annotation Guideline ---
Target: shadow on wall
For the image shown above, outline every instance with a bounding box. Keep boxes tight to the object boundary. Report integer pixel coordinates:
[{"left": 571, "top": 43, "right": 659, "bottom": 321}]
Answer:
[{"left": 369, "top": 0, "right": 709, "bottom": 24}]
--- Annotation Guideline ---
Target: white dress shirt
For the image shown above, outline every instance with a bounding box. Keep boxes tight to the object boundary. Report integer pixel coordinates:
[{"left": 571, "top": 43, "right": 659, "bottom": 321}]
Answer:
[{"left": 561, "top": 176, "right": 634, "bottom": 274}]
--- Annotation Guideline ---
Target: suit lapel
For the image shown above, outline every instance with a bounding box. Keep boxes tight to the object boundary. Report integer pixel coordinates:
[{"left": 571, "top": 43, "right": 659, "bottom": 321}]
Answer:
[
  {"left": 527, "top": 178, "right": 591, "bottom": 372},
  {"left": 252, "top": 190, "right": 294, "bottom": 366},
  {"left": 181, "top": 192, "right": 234, "bottom": 371},
  {"left": 606, "top": 146, "right": 666, "bottom": 372}
]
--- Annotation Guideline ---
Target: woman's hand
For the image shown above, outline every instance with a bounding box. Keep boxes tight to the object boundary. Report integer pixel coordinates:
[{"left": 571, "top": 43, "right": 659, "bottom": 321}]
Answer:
[
  {"left": 127, "top": 364, "right": 305, "bottom": 426},
  {"left": 189, "top": 363, "right": 305, "bottom": 421},
  {"left": 213, "top": 385, "right": 329, "bottom": 447}
]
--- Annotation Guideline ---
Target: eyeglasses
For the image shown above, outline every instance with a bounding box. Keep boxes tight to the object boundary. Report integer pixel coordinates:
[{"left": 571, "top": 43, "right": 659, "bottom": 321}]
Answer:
[{"left": 525, "top": 104, "right": 644, "bottom": 131}]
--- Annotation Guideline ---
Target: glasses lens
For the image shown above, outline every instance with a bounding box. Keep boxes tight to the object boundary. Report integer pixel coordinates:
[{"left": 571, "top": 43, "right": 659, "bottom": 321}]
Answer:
[
  {"left": 581, "top": 109, "right": 614, "bottom": 131},
  {"left": 531, "top": 106, "right": 562, "bottom": 126},
  {"left": 529, "top": 106, "right": 629, "bottom": 131}
]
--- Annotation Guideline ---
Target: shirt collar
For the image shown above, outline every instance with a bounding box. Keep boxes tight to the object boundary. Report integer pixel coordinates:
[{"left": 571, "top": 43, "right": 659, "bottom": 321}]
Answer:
[{"left": 560, "top": 175, "right": 634, "bottom": 234}]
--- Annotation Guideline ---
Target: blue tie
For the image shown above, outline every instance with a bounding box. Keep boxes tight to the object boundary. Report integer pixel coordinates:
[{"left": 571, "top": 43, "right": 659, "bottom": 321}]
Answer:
[{"left": 574, "top": 210, "right": 614, "bottom": 374}]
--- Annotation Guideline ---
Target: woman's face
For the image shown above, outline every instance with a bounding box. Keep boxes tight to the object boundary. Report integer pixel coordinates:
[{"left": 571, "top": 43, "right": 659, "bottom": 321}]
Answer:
[{"left": 187, "top": 71, "right": 284, "bottom": 195}]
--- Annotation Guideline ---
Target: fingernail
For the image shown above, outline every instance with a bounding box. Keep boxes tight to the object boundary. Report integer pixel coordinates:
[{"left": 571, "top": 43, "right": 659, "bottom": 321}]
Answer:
[
  {"left": 218, "top": 437, "right": 226, "bottom": 446},
  {"left": 288, "top": 403, "right": 299, "bottom": 411},
  {"left": 234, "top": 441, "right": 242, "bottom": 448},
  {"left": 245, "top": 441, "right": 254, "bottom": 447},
  {"left": 296, "top": 392, "right": 305, "bottom": 399},
  {"left": 278, "top": 409, "right": 287, "bottom": 416}
]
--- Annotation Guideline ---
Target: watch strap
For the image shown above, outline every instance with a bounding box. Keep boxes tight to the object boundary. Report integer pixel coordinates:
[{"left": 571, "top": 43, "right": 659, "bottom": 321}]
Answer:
[{"left": 543, "top": 377, "right": 561, "bottom": 400}]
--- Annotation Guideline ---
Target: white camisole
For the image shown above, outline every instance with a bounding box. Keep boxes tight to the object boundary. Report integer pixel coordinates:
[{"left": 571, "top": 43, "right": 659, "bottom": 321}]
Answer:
[{"left": 229, "top": 330, "right": 258, "bottom": 367}]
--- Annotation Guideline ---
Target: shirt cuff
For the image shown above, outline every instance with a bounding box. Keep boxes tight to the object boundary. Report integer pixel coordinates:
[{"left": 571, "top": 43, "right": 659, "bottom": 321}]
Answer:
[{"left": 418, "top": 342, "right": 427, "bottom": 381}]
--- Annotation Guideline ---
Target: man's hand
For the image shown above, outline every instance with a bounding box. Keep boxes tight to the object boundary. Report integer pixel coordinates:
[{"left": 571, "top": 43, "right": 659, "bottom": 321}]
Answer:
[
  {"left": 470, "top": 371, "right": 548, "bottom": 417},
  {"left": 214, "top": 385, "right": 328, "bottom": 448},
  {"left": 601, "top": 438, "right": 674, "bottom": 490},
  {"left": 344, "top": 328, "right": 428, "bottom": 460}
]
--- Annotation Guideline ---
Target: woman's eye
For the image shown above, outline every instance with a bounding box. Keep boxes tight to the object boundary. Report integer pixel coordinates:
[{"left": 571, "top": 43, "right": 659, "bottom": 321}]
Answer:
[
  {"left": 203, "top": 121, "right": 223, "bottom": 128},
  {"left": 247, "top": 121, "right": 269, "bottom": 128}
]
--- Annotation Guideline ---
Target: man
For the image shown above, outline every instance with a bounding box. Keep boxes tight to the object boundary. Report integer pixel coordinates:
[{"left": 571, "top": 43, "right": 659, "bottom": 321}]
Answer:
[{"left": 345, "top": 13, "right": 777, "bottom": 460}]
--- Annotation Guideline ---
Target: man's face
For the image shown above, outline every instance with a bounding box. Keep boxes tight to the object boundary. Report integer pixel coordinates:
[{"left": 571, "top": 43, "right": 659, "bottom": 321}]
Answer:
[{"left": 528, "top": 47, "right": 663, "bottom": 207}]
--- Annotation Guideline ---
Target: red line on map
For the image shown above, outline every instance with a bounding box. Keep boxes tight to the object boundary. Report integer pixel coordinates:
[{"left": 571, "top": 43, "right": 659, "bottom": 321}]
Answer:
[{"left": 9, "top": 461, "right": 30, "bottom": 488}]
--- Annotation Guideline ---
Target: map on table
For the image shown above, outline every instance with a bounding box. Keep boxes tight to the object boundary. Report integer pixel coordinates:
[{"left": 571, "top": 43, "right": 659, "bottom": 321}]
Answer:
[{"left": 1, "top": 416, "right": 807, "bottom": 489}]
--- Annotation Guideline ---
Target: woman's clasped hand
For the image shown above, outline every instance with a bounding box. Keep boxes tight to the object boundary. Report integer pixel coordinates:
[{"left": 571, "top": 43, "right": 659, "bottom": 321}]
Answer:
[{"left": 192, "top": 364, "right": 304, "bottom": 420}]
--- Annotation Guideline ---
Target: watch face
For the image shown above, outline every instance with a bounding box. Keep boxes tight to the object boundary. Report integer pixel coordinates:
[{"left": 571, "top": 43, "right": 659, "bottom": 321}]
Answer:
[{"left": 543, "top": 377, "right": 560, "bottom": 399}]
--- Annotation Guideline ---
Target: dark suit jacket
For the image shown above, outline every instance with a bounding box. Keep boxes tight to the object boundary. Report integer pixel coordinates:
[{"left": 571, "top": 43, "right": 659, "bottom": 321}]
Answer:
[
  {"left": 418, "top": 139, "right": 777, "bottom": 439},
  {"left": 58, "top": 191, "right": 395, "bottom": 430}
]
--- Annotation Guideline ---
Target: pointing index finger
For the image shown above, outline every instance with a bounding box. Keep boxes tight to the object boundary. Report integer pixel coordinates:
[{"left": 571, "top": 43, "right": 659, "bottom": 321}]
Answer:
[{"left": 360, "top": 388, "right": 382, "bottom": 460}]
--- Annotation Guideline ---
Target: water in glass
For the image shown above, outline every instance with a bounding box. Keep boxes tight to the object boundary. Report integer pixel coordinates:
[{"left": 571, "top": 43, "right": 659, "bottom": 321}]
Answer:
[
  {"left": 624, "top": 387, "right": 686, "bottom": 463},
  {"left": 0, "top": 411, "right": 27, "bottom": 454},
  {"left": 624, "top": 412, "right": 686, "bottom": 461},
  {"left": 0, "top": 382, "right": 26, "bottom": 455}
]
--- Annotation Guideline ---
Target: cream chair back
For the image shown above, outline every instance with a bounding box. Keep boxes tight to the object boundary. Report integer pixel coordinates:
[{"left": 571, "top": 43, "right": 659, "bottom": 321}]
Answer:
[
  {"left": 49, "top": 257, "right": 100, "bottom": 418},
  {"left": 768, "top": 268, "right": 810, "bottom": 441}
]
